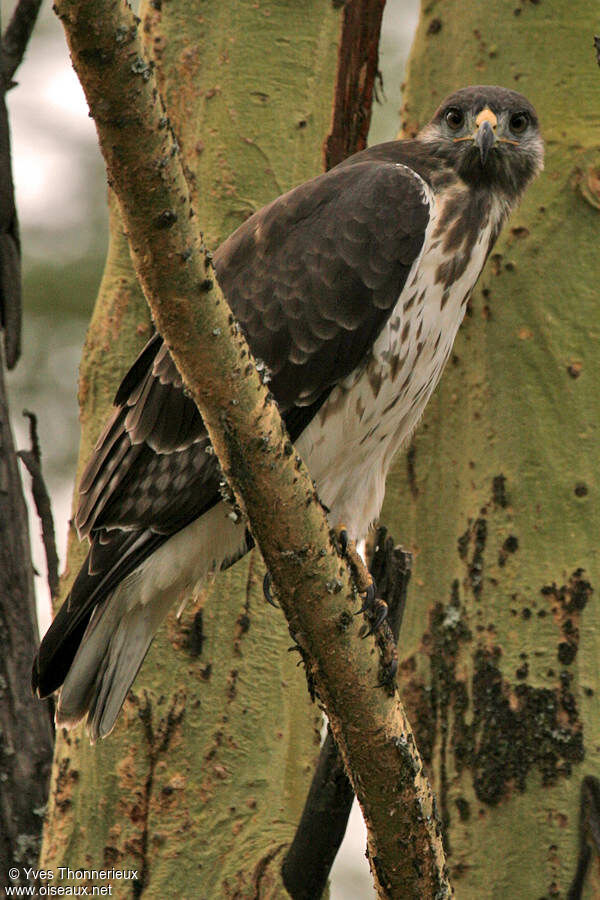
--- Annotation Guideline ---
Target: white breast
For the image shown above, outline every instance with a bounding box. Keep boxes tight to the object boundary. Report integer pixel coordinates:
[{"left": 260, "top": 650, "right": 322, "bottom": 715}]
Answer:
[{"left": 296, "top": 186, "right": 506, "bottom": 540}]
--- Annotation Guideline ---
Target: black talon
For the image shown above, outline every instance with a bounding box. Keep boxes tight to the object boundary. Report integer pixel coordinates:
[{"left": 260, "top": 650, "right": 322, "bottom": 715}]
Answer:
[
  {"left": 354, "top": 579, "right": 378, "bottom": 616},
  {"left": 363, "top": 580, "right": 376, "bottom": 605},
  {"left": 371, "top": 598, "right": 389, "bottom": 630},
  {"left": 358, "top": 598, "right": 388, "bottom": 637},
  {"left": 263, "top": 571, "right": 280, "bottom": 608}
]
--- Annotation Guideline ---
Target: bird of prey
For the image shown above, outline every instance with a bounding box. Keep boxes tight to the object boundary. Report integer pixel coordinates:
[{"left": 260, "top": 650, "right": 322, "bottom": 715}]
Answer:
[{"left": 33, "top": 85, "right": 543, "bottom": 741}]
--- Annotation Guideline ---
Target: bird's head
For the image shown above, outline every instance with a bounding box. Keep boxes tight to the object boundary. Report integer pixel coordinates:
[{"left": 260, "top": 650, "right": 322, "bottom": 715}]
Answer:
[{"left": 419, "top": 85, "right": 544, "bottom": 199}]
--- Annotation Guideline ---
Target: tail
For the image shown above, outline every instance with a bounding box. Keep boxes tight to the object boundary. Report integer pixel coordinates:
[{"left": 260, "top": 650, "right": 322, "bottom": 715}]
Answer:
[
  {"left": 57, "top": 577, "right": 175, "bottom": 742},
  {"left": 33, "top": 506, "right": 250, "bottom": 742},
  {"left": 33, "top": 558, "right": 180, "bottom": 743}
]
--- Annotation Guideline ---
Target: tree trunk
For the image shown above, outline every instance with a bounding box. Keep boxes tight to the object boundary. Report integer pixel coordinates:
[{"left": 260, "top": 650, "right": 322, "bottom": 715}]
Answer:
[
  {"left": 0, "top": 359, "right": 54, "bottom": 888},
  {"left": 384, "top": 1, "right": 600, "bottom": 896},
  {"left": 40, "top": 2, "right": 363, "bottom": 896},
  {"left": 0, "top": 12, "right": 54, "bottom": 886}
]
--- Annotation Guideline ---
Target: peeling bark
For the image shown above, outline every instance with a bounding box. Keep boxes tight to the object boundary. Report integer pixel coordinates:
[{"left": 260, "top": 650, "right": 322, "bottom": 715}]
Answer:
[{"left": 323, "top": 0, "right": 386, "bottom": 171}]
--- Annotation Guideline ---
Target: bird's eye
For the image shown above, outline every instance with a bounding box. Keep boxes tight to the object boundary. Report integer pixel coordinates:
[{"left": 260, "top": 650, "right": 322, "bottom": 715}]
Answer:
[
  {"left": 444, "top": 107, "right": 464, "bottom": 131},
  {"left": 509, "top": 111, "right": 529, "bottom": 134}
]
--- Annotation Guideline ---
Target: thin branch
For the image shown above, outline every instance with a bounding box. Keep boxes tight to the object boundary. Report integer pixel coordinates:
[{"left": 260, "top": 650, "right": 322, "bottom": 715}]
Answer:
[
  {"left": 0, "top": 28, "right": 21, "bottom": 369},
  {"left": 283, "top": 527, "right": 412, "bottom": 898},
  {"left": 17, "top": 410, "right": 60, "bottom": 599},
  {"left": 1, "top": 0, "right": 44, "bottom": 87},
  {"left": 52, "top": 2, "right": 451, "bottom": 895}
]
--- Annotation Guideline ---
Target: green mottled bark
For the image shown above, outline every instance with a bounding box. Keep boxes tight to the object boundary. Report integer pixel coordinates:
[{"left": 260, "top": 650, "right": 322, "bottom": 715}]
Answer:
[
  {"left": 383, "top": 1, "right": 600, "bottom": 896},
  {"left": 41, "top": 2, "right": 343, "bottom": 896}
]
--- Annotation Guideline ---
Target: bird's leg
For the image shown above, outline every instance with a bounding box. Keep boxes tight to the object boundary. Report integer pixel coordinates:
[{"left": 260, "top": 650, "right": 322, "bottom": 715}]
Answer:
[
  {"left": 331, "top": 525, "right": 388, "bottom": 637},
  {"left": 263, "top": 526, "right": 389, "bottom": 638},
  {"left": 287, "top": 627, "right": 316, "bottom": 701},
  {"left": 332, "top": 525, "right": 375, "bottom": 597},
  {"left": 332, "top": 524, "right": 399, "bottom": 695}
]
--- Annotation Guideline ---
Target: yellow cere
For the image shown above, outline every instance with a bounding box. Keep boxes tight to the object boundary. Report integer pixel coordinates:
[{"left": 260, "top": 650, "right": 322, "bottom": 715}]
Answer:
[{"left": 475, "top": 107, "right": 498, "bottom": 128}]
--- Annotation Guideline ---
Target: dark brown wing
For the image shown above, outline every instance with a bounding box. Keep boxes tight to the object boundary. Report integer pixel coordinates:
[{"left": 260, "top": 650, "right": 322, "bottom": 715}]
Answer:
[
  {"left": 76, "top": 334, "right": 214, "bottom": 540},
  {"left": 33, "top": 149, "right": 430, "bottom": 697},
  {"left": 215, "top": 155, "right": 429, "bottom": 410},
  {"left": 78, "top": 151, "right": 429, "bottom": 545}
]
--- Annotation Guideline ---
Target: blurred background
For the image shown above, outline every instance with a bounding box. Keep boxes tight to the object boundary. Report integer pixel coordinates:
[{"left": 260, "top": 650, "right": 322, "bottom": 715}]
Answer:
[{"left": 3, "top": 0, "right": 420, "bottom": 895}]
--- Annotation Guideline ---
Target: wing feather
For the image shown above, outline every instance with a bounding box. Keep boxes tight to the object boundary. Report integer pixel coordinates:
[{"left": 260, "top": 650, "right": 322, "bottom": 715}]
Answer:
[
  {"left": 215, "top": 156, "right": 429, "bottom": 408},
  {"left": 80, "top": 148, "right": 429, "bottom": 544},
  {"left": 39, "top": 145, "right": 430, "bottom": 694}
]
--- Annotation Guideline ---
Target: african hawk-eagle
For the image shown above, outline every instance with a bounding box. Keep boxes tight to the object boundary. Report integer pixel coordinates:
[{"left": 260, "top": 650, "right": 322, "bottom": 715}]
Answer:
[{"left": 33, "top": 85, "right": 544, "bottom": 741}]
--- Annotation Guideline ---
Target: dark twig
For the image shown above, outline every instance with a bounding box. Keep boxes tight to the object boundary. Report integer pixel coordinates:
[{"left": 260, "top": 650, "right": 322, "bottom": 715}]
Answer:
[
  {"left": 567, "top": 775, "right": 600, "bottom": 899},
  {"left": 18, "top": 410, "right": 60, "bottom": 599},
  {"left": 282, "top": 526, "right": 412, "bottom": 899},
  {"left": 281, "top": 727, "right": 355, "bottom": 900},
  {"left": 1, "top": 0, "right": 43, "bottom": 87},
  {"left": 0, "top": 24, "right": 21, "bottom": 369},
  {"left": 594, "top": 36, "right": 600, "bottom": 67}
]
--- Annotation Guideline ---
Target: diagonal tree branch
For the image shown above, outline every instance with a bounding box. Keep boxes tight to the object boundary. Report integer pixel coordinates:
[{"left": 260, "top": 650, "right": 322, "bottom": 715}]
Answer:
[
  {"left": 51, "top": 1, "right": 451, "bottom": 895},
  {"left": 282, "top": 527, "right": 413, "bottom": 898}
]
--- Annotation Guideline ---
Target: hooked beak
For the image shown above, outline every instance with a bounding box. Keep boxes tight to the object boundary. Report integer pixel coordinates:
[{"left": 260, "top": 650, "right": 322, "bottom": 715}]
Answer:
[
  {"left": 474, "top": 108, "right": 498, "bottom": 165},
  {"left": 476, "top": 120, "right": 496, "bottom": 164}
]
